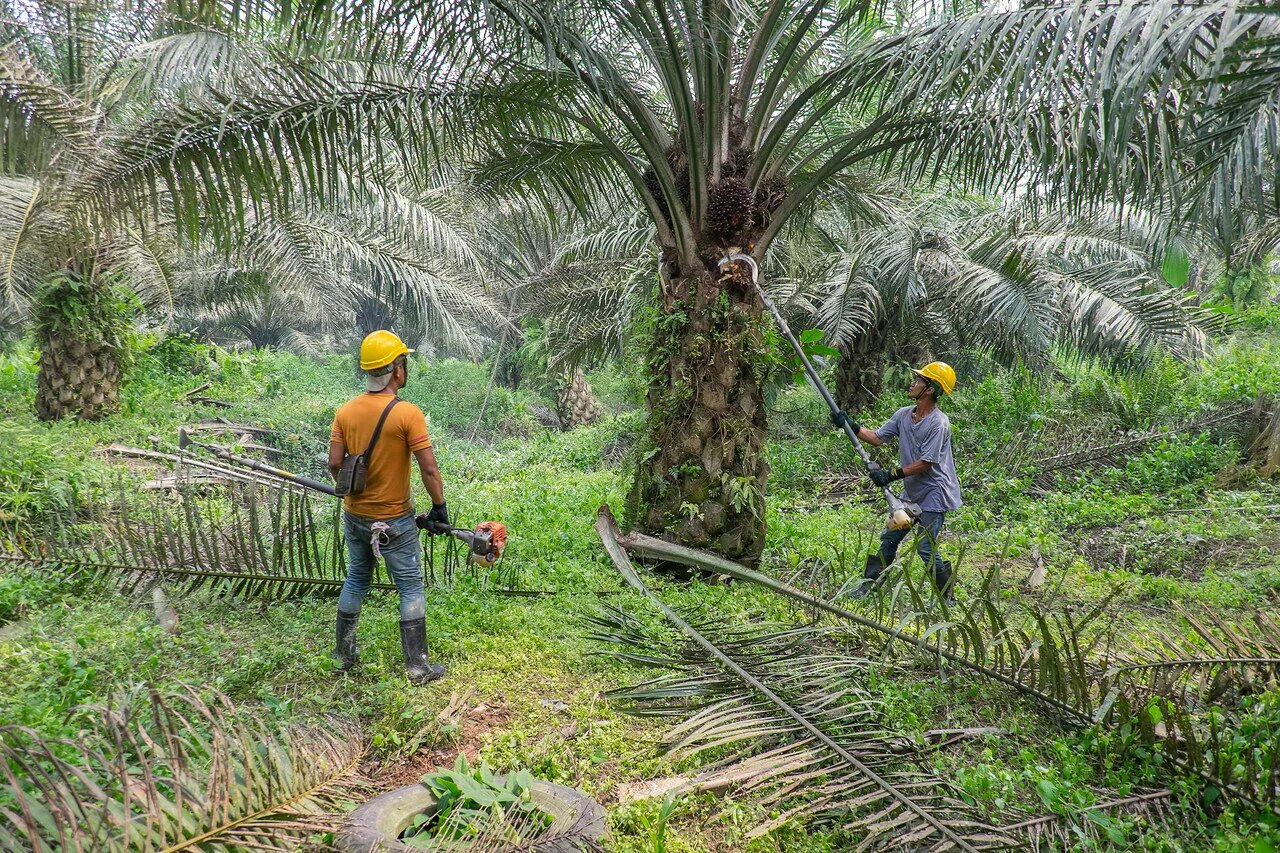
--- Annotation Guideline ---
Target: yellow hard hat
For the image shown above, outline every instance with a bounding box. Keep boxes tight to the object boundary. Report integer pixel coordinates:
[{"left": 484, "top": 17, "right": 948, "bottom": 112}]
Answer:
[
  {"left": 359, "top": 330, "right": 414, "bottom": 371},
  {"left": 912, "top": 361, "right": 956, "bottom": 395}
]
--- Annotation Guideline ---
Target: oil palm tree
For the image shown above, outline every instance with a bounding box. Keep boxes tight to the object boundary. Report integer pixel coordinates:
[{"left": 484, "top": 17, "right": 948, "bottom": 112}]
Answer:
[
  {"left": 0, "top": 0, "right": 285, "bottom": 418},
  {"left": 68, "top": 0, "right": 1279, "bottom": 556},
  {"left": 803, "top": 198, "right": 1212, "bottom": 414}
]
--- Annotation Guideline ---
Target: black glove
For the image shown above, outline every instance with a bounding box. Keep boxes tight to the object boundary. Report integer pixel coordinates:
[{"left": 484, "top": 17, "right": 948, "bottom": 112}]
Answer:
[
  {"left": 417, "top": 502, "right": 449, "bottom": 534},
  {"left": 870, "top": 467, "right": 903, "bottom": 488},
  {"left": 830, "top": 410, "right": 860, "bottom": 433}
]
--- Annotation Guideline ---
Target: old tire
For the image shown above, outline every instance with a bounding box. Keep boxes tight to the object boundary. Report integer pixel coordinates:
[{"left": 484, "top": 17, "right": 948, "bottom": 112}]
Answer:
[{"left": 335, "top": 778, "right": 606, "bottom": 852}]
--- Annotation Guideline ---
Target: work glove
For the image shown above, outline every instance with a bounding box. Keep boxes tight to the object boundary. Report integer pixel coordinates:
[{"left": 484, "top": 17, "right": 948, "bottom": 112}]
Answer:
[
  {"left": 416, "top": 502, "right": 450, "bottom": 535},
  {"left": 830, "top": 410, "right": 860, "bottom": 433},
  {"left": 870, "top": 467, "right": 903, "bottom": 488}
]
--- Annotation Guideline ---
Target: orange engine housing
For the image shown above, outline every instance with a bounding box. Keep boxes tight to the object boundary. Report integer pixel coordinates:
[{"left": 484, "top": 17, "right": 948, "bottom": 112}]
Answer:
[{"left": 469, "top": 521, "right": 508, "bottom": 566}]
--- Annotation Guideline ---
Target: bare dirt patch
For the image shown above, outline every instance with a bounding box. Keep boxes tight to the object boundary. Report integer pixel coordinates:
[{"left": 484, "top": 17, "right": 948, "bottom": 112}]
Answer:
[{"left": 369, "top": 692, "right": 515, "bottom": 790}]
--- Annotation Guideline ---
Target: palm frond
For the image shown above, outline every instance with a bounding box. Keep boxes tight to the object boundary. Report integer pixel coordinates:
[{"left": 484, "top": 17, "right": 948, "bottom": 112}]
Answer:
[
  {"left": 0, "top": 176, "right": 43, "bottom": 307},
  {"left": 1002, "top": 790, "right": 1181, "bottom": 851},
  {"left": 1, "top": 479, "right": 357, "bottom": 600},
  {"left": 113, "top": 226, "right": 179, "bottom": 324},
  {"left": 0, "top": 43, "right": 92, "bottom": 161},
  {"left": 612, "top": 519, "right": 1101, "bottom": 725},
  {"left": 0, "top": 684, "right": 366, "bottom": 850},
  {"left": 113, "top": 28, "right": 257, "bottom": 99},
  {"left": 595, "top": 507, "right": 1015, "bottom": 851}
]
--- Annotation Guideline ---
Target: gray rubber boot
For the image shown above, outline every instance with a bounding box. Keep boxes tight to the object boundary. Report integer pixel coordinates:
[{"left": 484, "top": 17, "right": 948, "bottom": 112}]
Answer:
[
  {"left": 400, "top": 618, "right": 446, "bottom": 685},
  {"left": 333, "top": 611, "right": 359, "bottom": 675}
]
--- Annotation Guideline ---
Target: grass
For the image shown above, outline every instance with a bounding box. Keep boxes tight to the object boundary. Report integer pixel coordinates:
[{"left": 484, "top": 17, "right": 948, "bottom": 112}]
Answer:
[{"left": 1, "top": 329, "right": 1278, "bottom": 851}]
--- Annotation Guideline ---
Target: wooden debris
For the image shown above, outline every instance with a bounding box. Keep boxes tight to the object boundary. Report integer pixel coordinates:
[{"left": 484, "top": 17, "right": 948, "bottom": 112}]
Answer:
[
  {"left": 152, "top": 586, "right": 179, "bottom": 634},
  {"left": 614, "top": 776, "right": 693, "bottom": 805},
  {"left": 188, "top": 396, "right": 233, "bottom": 409},
  {"left": 186, "top": 421, "right": 275, "bottom": 436},
  {"left": 103, "top": 444, "right": 281, "bottom": 489}
]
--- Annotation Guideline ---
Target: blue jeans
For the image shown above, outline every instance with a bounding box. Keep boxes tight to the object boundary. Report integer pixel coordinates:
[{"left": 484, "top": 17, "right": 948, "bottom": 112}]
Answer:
[
  {"left": 338, "top": 510, "right": 426, "bottom": 621},
  {"left": 876, "top": 510, "right": 946, "bottom": 576}
]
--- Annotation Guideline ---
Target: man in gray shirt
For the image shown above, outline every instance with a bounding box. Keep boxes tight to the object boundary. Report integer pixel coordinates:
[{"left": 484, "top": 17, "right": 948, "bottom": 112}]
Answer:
[{"left": 834, "top": 361, "right": 961, "bottom": 602}]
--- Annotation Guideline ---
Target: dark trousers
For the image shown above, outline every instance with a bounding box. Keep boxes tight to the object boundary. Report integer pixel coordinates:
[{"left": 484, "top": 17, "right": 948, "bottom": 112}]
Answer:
[{"left": 865, "top": 510, "right": 952, "bottom": 595}]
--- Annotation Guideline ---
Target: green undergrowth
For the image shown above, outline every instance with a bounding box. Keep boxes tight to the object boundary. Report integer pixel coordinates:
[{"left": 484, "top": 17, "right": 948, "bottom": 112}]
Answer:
[{"left": 1, "top": 330, "right": 1278, "bottom": 851}]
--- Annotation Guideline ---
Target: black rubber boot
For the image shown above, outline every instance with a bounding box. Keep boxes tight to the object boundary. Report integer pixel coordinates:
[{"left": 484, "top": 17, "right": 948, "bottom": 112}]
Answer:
[
  {"left": 847, "top": 554, "right": 884, "bottom": 599},
  {"left": 333, "top": 611, "right": 359, "bottom": 674},
  {"left": 400, "top": 618, "right": 446, "bottom": 685},
  {"left": 931, "top": 559, "right": 956, "bottom": 605}
]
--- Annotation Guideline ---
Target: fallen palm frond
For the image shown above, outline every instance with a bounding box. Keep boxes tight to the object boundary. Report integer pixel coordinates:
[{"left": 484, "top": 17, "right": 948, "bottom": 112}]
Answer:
[
  {"left": 0, "top": 480, "right": 358, "bottom": 600},
  {"left": 1002, "top": 790, "right": 1180, "bottom": 850},
  {"left": 1, "top": 478, "right": 537, "bottom": 602},
  {"left": 615, "top": 522, "right": 1100, "bottom": 726},
  {"left": 608, "top": 515, "right": 1280, "bottom": 813},
  {"left": 1026, "top": 402, "right": 1259, "bottom": 487},
  {"left": 0, "top": 685, "right": 366, "bottom": 851},
  {"left": 595, "top": 507, "right": 1016, "bottom": 851},
  {"left": 1110, "top": 605, "right": 1280, "bottom": 709}
]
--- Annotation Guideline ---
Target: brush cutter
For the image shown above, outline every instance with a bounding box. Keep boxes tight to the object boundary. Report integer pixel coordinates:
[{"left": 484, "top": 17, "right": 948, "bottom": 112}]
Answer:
[
  {"left": 419, "top": 519, "right": 508, "bottom": 566},
  {"left": 717, "top": 252, "right": 921, "bottom": 531},
  {"left": 178, "top": 427, "right": 508, "bottom": 561}
]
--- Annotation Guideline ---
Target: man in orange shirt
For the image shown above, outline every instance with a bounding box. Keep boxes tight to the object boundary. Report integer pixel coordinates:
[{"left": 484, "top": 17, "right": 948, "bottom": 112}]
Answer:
[{"left": 328, "top": 330, "right": 448, "bottom": 684}]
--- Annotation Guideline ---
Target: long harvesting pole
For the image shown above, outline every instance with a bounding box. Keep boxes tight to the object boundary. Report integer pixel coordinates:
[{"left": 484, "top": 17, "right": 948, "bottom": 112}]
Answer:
[{"left": 717, "top": 252, "right": 915, "bottom": 526}]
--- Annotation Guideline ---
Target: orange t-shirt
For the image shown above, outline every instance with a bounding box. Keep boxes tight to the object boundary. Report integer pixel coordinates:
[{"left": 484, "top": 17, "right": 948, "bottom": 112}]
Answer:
[{"left": 330, "top": 393, "right": 432, "bottom": 520}]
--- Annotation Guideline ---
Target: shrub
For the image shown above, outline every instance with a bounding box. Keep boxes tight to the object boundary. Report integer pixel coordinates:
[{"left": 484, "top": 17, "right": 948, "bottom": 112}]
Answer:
[{"left": 0, "top": 421, "right": 103, "bottom": 525}]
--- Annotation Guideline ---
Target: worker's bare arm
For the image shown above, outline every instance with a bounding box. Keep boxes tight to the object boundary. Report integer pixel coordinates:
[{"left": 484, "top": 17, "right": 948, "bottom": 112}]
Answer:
[
  {"left": 857, "top": 427, "right": 883, "bottom": 446},
  {"left": 901, "top": 459, "right": 933, "bottom": 477},
  {"left": 414, "top": 446, "right": 445, "bottom": 505},
  {"left": 328, "top": 438, "right": 345, "bottom": 479}
]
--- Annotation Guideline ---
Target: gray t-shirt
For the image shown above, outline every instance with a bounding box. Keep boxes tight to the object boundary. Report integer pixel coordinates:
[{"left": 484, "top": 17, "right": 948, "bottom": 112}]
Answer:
[{"left": 875, "top": 406, "right": 962, "bottom": 512}]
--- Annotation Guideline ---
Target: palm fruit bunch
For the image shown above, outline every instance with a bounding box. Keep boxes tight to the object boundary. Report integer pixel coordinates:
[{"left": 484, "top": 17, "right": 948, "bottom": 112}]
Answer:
[
  {"left": 725, "top": 147, "right": 754, "bottom": 180},
  {"left": 707, "top": 175, "right": 755, "bottom": 243},
  {"left": 556, "top": 366, "right": 602, "bottom": 429},
  {"left": 642, "top": 147, "right": 691, "bottom": 228},
  {"left": 752, "top": 173, "right": 789, "bottom": 230}
]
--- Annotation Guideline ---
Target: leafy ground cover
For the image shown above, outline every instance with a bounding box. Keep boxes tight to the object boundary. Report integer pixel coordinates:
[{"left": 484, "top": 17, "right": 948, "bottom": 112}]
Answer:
[{"left": 0, "top": 324, "right": 1277, "bottom": 851}]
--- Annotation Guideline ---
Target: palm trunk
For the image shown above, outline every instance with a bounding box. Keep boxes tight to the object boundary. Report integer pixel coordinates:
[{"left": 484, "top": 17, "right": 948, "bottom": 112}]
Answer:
[
  {"left": 35, "top": 276, "right": 123, "bottom": 422},
  {"left": 628, "top": 259, "right": 770, "bottom": 565},
  {"left": 834, "top": 320, "right": 888, "bottom": 416},
  {"left": 1250, "top": 402, "right": 1280, "bottom": 477},
  {"left": 556, "top": 367, "right": 601, "bottom": 429}
]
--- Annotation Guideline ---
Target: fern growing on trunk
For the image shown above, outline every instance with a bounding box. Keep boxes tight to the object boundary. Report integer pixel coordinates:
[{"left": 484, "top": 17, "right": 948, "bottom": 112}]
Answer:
[{"left": 33, "top": 271, "right": 133, "bottom": 422}]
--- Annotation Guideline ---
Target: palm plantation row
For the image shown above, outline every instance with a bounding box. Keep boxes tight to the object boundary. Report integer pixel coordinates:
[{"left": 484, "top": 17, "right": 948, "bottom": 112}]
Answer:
[{"left": 3, "top": 0, "right": 1278, "bottom": 560}]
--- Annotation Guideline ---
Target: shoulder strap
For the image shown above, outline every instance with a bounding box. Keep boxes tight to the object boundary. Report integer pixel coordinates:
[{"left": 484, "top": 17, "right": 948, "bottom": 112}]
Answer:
[{"left": 362, "top": 397, "right": 401, "bottom": 457}]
